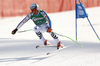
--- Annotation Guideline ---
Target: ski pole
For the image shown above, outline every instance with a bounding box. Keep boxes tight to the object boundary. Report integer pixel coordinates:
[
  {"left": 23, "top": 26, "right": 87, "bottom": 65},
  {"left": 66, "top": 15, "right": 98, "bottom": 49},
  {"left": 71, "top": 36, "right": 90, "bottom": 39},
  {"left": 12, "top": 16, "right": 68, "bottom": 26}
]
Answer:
[
  {"left": 52, "top": 31, "right": 83, "bottom": 47},
  {"left": 17, "top": 29, "right": 33, "bottom": 33}
]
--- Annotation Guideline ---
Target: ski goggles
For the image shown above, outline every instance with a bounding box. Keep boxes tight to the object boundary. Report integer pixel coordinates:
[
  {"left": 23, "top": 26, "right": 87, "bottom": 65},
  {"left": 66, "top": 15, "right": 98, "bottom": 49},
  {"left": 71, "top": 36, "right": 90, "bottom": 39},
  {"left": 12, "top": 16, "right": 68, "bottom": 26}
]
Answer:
[
  {"left": 31, "top": 9, "right": 37, "bottom": 12},
  {"left": 30, "top": 5, "right": 37, "bottom": 10}
]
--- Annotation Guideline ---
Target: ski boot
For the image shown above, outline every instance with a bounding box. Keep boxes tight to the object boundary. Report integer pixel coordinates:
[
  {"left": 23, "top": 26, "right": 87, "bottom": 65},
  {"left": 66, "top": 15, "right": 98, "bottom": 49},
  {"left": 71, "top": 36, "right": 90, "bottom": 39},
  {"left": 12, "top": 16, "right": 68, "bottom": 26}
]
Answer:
[
  {"left": 44, "top": 40, "right": 51, "bottom": 46},
  {"left": 57, "top": 41, "right": 64, "bottom": 49}
]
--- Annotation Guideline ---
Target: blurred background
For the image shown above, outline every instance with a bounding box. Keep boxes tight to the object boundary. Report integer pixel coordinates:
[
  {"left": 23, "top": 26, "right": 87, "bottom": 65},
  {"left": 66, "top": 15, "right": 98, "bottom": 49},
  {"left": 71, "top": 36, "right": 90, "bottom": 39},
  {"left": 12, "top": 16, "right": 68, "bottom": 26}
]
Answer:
[{"left": 0, "top": 0, "right": 100, "bottom": 17}]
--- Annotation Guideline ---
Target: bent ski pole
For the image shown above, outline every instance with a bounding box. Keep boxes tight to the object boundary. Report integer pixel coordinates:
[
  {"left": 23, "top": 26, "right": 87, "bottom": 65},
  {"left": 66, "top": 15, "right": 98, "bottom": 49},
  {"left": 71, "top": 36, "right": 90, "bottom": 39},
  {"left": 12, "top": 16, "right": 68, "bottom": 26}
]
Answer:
[
  {"left": 52, "top": 31, "right": 83, "bottom": 47},
  {"left": 17, "top": 29, "right": 33, "bottom": 33}
]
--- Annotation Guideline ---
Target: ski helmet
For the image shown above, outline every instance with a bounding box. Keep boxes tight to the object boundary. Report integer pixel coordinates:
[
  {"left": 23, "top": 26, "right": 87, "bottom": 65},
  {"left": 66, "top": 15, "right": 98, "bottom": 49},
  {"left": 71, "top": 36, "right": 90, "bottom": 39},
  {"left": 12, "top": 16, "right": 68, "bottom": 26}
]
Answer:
[{"left": 30, "top": 3, "right": 39, "bottom": 10}]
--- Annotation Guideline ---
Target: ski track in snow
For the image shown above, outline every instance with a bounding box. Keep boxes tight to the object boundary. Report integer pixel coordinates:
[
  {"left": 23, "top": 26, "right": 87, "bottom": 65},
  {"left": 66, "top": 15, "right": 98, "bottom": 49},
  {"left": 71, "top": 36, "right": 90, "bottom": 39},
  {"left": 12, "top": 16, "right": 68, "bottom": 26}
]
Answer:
[{"left": 0, "top": 7, "right": 100, "bottom": 66}]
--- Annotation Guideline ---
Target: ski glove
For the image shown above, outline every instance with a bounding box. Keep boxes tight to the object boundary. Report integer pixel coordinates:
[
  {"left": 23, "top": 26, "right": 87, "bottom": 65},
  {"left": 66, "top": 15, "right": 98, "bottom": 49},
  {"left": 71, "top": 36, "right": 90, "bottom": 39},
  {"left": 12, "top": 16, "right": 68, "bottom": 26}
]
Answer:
[
  {"left": 12, "top": 28, "right": 18, "bottom": 35},
  {"left": 47, "top": 27, "right": 52, "bottom": 33}
]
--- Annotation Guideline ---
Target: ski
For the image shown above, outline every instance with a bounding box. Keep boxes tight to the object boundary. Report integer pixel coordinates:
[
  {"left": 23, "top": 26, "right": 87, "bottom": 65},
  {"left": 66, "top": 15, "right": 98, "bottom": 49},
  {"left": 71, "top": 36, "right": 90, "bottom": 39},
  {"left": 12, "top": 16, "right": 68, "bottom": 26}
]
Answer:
[
  {"left": 36, "top": 45, "right": 73, "bottom": 55},
  {"left": 46, "top": 45, "right": 73, "bottom": 55},
  {"left": 36, "top": 45, "right": 57, "bottom": 48}
]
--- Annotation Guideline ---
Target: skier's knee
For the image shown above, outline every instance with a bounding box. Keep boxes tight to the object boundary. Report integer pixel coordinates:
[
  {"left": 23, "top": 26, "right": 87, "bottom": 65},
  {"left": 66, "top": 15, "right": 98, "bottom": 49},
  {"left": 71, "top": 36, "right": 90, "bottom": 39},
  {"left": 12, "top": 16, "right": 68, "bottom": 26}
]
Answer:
[
  {"left": 34, "top": 26, "right": 39, "bottom": 32},
  {"left": 51, "top": 32, "right": 58, "bottom": 39},
  {"left": 36, "top": 31, "right": 42, "bottom": 39}
]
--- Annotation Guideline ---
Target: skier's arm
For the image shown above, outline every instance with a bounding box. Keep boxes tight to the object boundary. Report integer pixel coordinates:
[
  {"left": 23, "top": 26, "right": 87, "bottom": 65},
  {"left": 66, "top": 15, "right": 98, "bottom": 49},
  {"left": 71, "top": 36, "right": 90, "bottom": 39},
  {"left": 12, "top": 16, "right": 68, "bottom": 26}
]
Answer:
[
  {"left": 41, "top": 10, "right": 52, "bottom": 32},
  {"left": 45, "top": 14, "right": 52, "bottom": 28},
  {"left": 12, "top": 13, "right": 31, "bottom": 35},
  {"left": 41, "top": 10, "right": 52, "bottom": 28},
  {"left": 16, "top": 14, "right": 31, "bottom": 29}
]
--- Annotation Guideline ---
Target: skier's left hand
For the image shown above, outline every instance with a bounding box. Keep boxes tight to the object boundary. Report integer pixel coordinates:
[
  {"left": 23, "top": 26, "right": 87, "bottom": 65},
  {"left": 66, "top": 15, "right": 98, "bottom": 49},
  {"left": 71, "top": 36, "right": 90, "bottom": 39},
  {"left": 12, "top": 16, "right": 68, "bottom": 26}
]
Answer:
[{"left": 47, "top": 27, "right": 52, "bottom": 33}]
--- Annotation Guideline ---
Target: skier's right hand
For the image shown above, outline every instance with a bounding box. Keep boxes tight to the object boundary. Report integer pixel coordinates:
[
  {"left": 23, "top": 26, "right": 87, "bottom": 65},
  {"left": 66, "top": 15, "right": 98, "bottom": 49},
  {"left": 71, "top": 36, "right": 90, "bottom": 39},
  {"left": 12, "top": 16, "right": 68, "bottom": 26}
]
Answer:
[{"left": 11, "top": 28, "right": 18, "bottom": 35}]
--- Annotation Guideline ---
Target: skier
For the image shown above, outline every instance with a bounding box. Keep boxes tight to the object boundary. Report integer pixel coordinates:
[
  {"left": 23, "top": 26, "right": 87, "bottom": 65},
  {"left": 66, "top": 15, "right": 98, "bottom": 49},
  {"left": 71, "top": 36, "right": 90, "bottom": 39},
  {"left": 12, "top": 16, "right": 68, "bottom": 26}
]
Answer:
[{"left": 11, "top": 3, "right": 63, "bottom": 49}]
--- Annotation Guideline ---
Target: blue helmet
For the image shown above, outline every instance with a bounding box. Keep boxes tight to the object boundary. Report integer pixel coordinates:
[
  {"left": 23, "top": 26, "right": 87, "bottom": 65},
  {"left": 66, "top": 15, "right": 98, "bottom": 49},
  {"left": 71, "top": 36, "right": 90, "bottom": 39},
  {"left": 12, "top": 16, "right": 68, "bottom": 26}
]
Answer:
[{"left": 30, "top": 3, "right": 39, "bottom": 10}]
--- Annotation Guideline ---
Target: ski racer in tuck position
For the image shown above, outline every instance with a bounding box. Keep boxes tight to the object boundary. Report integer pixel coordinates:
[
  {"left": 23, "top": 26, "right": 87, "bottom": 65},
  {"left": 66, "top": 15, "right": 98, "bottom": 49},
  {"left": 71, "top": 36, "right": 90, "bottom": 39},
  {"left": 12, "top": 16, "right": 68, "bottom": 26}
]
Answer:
[{"left": 11, "top": 3, "right": 63, "bottom": 49}]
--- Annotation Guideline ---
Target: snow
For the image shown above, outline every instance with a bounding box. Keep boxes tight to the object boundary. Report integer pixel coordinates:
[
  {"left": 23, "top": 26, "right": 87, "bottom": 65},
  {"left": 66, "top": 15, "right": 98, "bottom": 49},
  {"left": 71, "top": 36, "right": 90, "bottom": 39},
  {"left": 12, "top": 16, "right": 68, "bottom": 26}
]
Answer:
[{"left": 0, "top": 7, "right": 100, "bottom": 66}]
